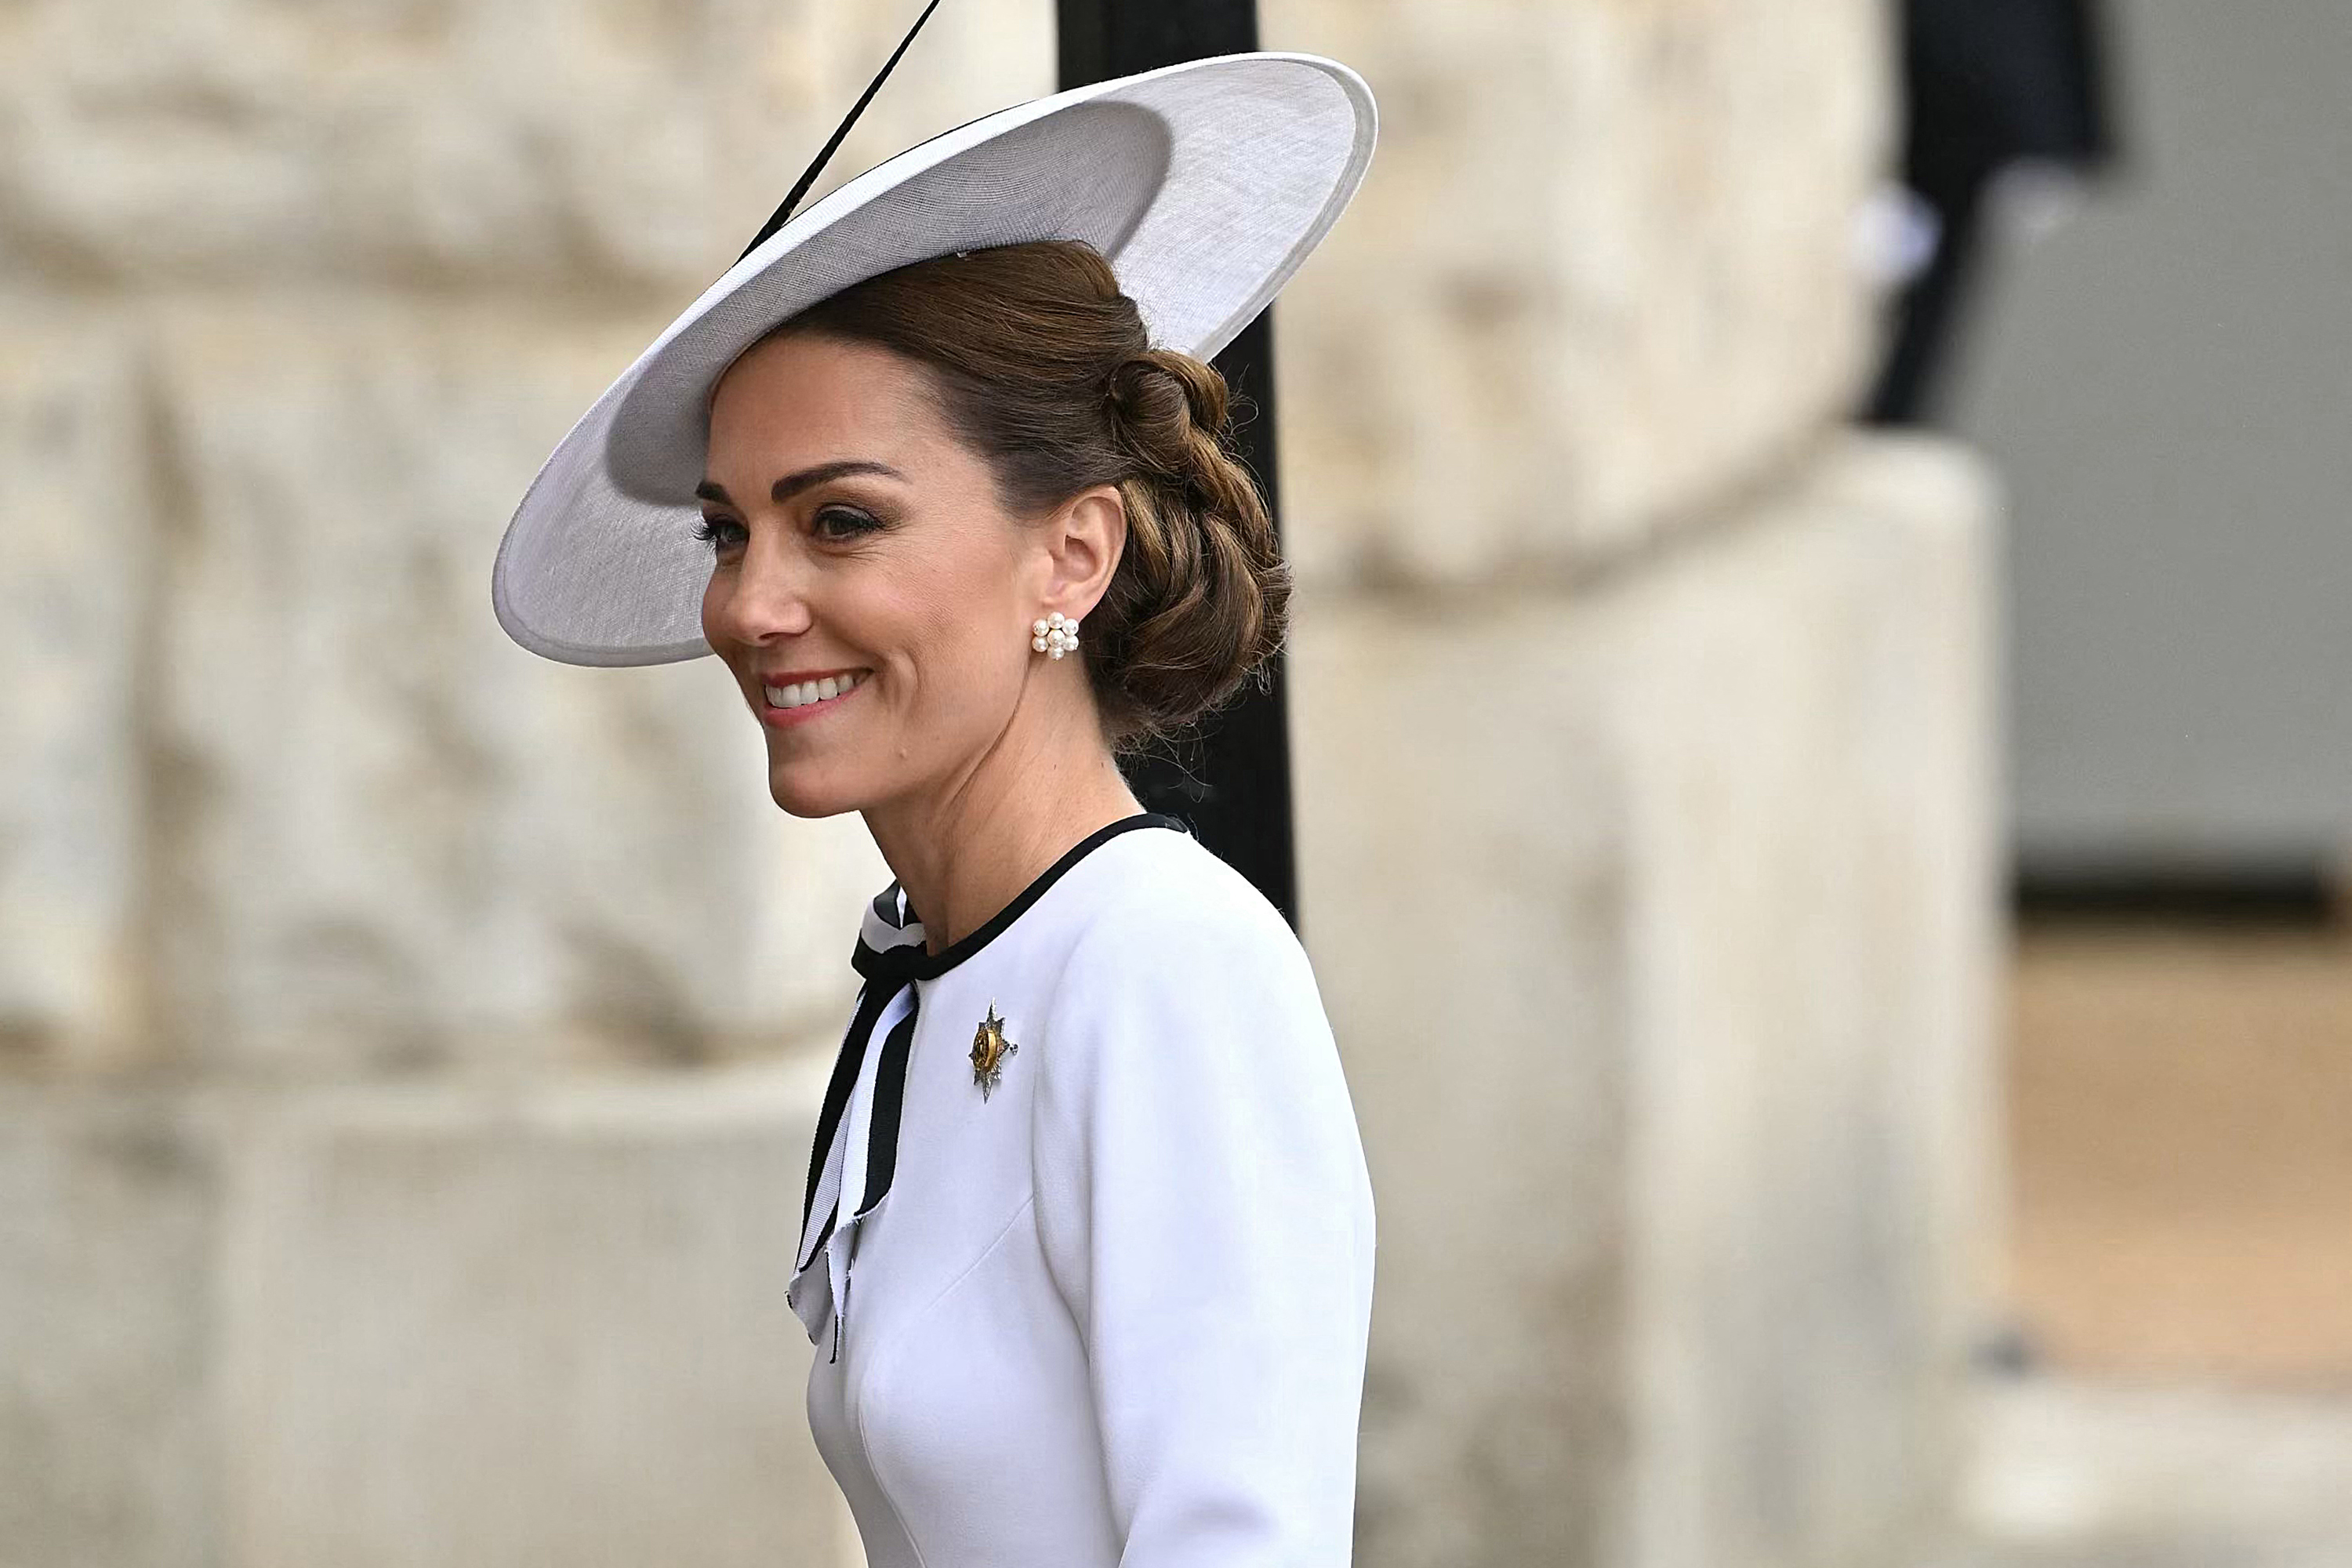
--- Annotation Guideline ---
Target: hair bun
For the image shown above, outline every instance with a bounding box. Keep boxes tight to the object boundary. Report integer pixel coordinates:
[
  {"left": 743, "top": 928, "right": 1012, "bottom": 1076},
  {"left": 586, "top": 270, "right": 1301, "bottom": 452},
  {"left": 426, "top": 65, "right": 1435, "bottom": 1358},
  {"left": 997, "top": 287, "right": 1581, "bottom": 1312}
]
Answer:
[
  {"left": 1106, "top": 351, "right": 1229, "bottom": 477},
  {"left": 1095, "top": 344, "right": 1287, "bottom": 738}
]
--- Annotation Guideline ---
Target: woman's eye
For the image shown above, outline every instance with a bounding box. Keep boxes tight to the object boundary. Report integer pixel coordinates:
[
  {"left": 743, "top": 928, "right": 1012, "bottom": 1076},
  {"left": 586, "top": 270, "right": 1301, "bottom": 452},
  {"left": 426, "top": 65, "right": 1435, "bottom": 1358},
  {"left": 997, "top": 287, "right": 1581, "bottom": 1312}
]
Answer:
[
  {"left": 692, "top": 515, "right": 746, "bottom": 554},
  {"left": 813, "top": 506, "right": 883, "bottom": 542}
]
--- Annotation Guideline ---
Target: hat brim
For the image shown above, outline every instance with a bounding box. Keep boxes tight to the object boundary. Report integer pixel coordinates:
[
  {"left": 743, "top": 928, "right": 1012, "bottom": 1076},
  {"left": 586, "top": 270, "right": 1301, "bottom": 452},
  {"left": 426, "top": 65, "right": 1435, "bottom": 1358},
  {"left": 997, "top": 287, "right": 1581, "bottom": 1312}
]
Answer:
[{"left": 492, "top": 51, "right": 1376, "bottom": 667}]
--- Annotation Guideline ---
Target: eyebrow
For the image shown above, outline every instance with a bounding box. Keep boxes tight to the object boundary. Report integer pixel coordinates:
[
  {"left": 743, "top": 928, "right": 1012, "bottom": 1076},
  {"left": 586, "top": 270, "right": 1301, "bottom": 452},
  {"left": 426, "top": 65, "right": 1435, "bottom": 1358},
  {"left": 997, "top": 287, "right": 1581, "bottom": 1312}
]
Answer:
[{"left": 694, "top": 460, "right": 905, "bottom": 509}]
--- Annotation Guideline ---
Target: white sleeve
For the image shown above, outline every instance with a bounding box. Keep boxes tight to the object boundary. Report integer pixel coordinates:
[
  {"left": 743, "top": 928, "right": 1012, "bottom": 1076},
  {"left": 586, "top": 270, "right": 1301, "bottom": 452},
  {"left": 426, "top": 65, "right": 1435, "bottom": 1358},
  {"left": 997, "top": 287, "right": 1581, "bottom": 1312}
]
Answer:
[{"left": 1030, "top": 898, "right": 1377, "bottom": 1568}]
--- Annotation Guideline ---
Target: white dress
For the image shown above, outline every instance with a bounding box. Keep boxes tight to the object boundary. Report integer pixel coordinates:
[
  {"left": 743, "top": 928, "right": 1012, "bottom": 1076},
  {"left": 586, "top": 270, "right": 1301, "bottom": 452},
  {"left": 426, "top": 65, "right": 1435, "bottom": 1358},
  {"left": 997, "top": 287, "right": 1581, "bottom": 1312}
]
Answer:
[{"left": 788, "top": 811, "right": 1377, "bottom": 1568}]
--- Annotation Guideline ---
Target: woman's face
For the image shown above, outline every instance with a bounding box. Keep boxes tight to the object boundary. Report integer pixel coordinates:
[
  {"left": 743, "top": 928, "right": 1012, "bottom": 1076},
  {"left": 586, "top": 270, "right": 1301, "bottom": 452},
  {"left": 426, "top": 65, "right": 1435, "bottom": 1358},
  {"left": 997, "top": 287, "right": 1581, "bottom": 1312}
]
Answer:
[{"left": 698, "top": 331, "right": 1049, "bottom": 818}]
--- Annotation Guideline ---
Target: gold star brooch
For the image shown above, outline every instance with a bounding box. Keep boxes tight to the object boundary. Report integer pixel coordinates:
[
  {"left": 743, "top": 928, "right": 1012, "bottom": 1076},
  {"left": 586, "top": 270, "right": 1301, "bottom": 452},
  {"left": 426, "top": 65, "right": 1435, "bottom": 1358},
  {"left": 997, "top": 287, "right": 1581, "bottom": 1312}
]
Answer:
[{"left": 970, "top": 1002, "right": 1018, "bottom": 1101}]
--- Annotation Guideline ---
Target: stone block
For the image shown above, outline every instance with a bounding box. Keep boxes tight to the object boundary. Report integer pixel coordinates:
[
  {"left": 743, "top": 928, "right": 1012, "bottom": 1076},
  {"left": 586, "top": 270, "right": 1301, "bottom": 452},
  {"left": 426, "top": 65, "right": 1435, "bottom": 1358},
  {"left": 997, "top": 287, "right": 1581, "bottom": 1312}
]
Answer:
[
  {"left": 1292, "top": 433, "right": 2003, "bottom": 1568},
  {"left": 210, "top": 1065, "right": 840, "bottom": 1568},
  {"left": 1264, "top": 0, "right": 1895, "bottom": 586},
  {"left": 0, "top": 308, "right": 148, "bottom": 1069},
  {"left": 0, "top": 0, "right": 1052, "bottom": 290},
  {"left": 0, "top": 1065, "right": 848, "bottom": 1568},
  {"left": 1932, "top": 1377, "right": 2352, "bottom": 1568},
  {"left": 0, "top": 1090, "right": 217, "bottom": 1568},
  {"left": 143, "top": 297, "right": 885, "bottom": 1075}
]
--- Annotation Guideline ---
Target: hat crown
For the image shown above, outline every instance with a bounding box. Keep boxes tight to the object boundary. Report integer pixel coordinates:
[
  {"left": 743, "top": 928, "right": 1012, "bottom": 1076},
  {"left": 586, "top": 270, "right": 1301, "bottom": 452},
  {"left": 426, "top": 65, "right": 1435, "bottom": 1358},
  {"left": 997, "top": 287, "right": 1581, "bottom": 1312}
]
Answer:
[{"left": 608, "top": 99, "right": 1174, "bottom": 505}]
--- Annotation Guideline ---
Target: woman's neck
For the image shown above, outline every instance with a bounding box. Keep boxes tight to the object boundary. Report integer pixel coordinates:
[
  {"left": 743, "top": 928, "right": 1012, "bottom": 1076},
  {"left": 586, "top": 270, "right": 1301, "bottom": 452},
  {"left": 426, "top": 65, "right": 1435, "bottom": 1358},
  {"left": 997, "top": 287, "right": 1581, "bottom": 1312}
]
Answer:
[{"left": 860, "top": 702, "right": 1147, "bottom": 957}]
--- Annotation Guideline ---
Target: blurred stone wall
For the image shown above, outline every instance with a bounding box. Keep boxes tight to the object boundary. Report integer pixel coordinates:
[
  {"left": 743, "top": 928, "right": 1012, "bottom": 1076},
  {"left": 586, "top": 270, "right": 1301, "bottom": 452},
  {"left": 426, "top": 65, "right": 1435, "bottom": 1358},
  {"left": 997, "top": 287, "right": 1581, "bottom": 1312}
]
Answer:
[
  {"left": 0, "top": 3, "right": 1052, "bottom": 1563},
  {"left": 0, "top": 0, "right": 1056, "bottom": 1083},
  {"left": 1266, "top": 4, "right": 2005, "bottom": 1567},
  {"left": 0, "top": 1, "right": 2002, "bottom": 1566}
]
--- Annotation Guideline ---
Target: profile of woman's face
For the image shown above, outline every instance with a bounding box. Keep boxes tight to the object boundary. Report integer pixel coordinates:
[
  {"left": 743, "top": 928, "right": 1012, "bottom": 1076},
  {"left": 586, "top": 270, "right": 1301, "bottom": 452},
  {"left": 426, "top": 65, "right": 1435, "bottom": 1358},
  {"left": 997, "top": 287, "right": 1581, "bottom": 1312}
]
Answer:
[{"left": 698, "top": 331, "right": 1044, "bottom": 818}]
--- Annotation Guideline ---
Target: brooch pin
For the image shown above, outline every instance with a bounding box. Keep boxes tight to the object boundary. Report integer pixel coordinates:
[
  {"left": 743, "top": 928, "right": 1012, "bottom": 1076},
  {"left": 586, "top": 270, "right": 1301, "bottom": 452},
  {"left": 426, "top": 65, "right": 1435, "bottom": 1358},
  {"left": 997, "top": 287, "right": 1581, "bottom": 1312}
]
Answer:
[{"left": 970, "top": 1002, "right": 1018, "bottom": 1100}]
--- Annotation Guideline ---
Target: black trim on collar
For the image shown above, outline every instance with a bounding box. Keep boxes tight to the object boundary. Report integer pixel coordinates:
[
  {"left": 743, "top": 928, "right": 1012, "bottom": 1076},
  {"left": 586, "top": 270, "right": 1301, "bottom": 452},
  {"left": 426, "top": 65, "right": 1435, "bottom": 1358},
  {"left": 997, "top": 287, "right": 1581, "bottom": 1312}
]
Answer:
[
  {"left": 851, "top": 811, "right": 1188, "bottom": 982},
  {"left": 801, "top": 810, "right": 1189, "bottom": 1265}
]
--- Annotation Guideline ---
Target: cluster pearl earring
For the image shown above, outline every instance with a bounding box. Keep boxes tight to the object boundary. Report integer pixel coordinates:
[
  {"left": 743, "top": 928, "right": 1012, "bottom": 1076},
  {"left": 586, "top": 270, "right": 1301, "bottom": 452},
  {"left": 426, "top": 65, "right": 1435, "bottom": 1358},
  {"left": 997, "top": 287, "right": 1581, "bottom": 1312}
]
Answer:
[{"left": 1031, "top": 612, "right": 1080, "bottom": 659}]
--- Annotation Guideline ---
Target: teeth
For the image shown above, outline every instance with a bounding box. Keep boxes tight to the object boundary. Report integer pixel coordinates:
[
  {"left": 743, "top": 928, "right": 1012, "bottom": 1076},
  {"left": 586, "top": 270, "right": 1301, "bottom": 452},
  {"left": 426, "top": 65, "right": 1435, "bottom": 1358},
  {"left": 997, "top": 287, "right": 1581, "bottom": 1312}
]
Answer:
[{"left": 763, "top": 670, "right": 867, "bottom": 710}]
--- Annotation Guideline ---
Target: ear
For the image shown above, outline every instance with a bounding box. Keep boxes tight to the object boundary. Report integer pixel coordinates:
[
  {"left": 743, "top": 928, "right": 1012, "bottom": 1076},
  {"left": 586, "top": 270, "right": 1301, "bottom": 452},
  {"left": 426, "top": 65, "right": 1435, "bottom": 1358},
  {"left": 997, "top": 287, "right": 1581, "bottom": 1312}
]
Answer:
[{"left": 1036, "top": 483, "right": 1127, "bottom": 620}]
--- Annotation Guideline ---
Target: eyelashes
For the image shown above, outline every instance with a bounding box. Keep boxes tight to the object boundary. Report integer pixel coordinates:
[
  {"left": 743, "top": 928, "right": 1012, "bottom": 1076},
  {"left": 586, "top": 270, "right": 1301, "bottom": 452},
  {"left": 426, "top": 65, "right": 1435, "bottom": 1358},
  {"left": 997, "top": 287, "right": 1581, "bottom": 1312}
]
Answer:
[
  {"left": 811, "top": 506, "right": 886, "bottom": 542},
  {"left": 692, "top": 506, "right": 884, "bottom": 554},
  {"left": 691, "top": 515, "right": 746, "bottom": 551}
]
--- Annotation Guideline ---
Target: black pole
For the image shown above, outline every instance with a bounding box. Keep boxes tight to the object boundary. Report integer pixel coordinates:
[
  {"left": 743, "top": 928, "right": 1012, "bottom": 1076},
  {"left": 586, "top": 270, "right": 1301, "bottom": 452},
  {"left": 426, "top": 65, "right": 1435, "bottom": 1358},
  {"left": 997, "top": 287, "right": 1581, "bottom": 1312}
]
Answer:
[{"left": 1059, "top": 0, "right": 1301, "bottom": 931}]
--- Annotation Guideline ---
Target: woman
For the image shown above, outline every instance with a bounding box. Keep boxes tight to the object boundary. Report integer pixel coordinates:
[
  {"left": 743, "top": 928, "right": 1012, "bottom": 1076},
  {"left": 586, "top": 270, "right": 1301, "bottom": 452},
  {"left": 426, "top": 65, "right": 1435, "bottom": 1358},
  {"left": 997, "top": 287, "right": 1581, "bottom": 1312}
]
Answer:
[{"left": 492, "top": 53, "right": 1377, "bottom": 1568}]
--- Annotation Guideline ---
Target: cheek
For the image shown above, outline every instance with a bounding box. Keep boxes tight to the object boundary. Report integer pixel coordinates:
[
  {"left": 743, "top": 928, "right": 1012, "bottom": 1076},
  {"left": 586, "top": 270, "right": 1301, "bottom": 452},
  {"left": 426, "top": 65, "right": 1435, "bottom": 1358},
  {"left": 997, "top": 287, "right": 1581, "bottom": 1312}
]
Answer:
[
  {"left": 892, "top": 597, "right": 1009, "bottom": 713},
  {"left": 880, "top": 557, "right": 1025, "bottom": 705}
]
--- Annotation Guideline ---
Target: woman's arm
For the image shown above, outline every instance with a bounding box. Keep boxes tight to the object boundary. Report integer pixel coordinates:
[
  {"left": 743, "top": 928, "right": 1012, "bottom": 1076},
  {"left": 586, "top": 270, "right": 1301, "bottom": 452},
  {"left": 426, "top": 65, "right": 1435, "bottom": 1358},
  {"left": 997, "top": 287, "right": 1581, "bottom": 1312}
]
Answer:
[{"left": 1032, "top": 897, "right": 1377, "bottom": 1566}]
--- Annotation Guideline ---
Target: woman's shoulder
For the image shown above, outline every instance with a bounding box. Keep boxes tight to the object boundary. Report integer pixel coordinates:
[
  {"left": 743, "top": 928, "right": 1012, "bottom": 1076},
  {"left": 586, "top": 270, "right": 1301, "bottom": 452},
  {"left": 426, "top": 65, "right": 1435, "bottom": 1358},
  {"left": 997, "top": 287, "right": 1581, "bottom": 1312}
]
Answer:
[
  {"left": 1031, "top": 823, "right": 1338, "bottom": 1083},
  {"left": 1059, "top": 822, "right": 1313, "bottom": 984},
  {"left": 1029, "top": 822, "right": 1365, "bottom": 1198}
]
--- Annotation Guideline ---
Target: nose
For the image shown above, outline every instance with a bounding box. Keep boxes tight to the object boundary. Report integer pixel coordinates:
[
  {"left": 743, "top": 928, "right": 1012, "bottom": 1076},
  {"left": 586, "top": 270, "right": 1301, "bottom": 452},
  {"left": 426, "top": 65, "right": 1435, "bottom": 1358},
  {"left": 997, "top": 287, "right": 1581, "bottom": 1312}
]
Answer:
[{"left": 705, "top": 532, "right": 817, "bottom": 648}]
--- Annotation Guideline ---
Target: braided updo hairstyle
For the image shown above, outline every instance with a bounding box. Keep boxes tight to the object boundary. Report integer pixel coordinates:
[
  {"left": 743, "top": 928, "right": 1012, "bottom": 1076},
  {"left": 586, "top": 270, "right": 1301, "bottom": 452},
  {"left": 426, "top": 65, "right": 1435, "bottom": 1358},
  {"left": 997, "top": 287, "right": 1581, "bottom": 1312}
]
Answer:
[{"left": 771, "top": 239, "right": 1288, "bottom": 751}]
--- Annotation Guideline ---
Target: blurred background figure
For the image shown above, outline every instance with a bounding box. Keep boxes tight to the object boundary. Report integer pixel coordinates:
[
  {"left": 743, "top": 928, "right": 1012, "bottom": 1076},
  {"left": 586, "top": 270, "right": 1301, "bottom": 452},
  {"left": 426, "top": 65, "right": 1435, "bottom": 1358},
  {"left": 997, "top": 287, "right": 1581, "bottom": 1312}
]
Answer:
[
  {"left": 1, "top": 2, "right": 2347, "bottom": 1566},
  {"left": 1865, "top": 0, "right": 2119, "bottom": 427},
  {"left": 1866, "top": 5, "right": 2352, "bottom": 1566}
]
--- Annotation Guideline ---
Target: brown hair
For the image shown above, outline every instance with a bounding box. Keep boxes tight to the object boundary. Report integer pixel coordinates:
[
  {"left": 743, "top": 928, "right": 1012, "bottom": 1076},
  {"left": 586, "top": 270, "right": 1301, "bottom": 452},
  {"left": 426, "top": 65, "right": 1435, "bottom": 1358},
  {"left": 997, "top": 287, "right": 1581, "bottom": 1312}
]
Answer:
[{"left": 772, "top": 239, "right": 1288, "bottom": 751}]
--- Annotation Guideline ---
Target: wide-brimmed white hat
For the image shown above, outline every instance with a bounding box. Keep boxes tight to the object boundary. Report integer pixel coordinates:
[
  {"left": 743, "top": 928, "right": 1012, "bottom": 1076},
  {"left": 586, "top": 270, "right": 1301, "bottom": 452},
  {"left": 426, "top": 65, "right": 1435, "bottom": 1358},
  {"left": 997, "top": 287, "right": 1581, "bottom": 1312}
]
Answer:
[{"left": 491, "top": 50, "right": 1376, "bottom": 668}]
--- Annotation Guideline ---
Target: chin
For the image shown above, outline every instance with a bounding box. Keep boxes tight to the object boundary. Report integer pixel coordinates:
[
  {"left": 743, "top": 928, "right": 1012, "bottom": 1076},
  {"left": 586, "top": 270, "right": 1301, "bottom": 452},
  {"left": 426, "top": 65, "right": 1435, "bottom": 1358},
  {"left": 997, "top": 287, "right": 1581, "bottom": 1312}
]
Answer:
[
  {"left": 763, "top": 758, "right": 873, "bottom": 820},
  {"left": 766, "top": 771, "right": 862, "bottom": 819}
]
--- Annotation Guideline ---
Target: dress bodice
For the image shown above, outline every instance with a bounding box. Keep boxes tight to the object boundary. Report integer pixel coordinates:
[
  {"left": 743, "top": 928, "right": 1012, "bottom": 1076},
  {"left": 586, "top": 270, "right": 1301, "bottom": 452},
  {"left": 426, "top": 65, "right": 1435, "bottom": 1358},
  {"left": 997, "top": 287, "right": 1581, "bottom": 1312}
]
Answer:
[{"left": 788, "top": 814, "right": 1376, "bottom": 1568}]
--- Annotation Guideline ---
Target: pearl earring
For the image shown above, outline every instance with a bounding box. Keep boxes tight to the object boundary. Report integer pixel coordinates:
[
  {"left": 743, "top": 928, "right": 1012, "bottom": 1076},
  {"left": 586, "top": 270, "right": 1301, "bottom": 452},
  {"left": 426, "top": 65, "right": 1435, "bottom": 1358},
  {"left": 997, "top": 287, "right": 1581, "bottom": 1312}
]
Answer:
[{"left": 1031, "top": 612, "right": 1080, "bottom": 659}]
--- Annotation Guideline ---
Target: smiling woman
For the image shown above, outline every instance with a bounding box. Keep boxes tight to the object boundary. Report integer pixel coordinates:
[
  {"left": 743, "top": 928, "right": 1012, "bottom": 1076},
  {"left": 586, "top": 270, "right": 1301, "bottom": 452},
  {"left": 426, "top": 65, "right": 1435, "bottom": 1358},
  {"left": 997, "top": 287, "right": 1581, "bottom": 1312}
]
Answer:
[
  {"left": 488, "top": 51, "right": 1380, "bottom": 1568},
  {"left": 692, "top": 239, "right": 1287, "bottom": 829}
]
